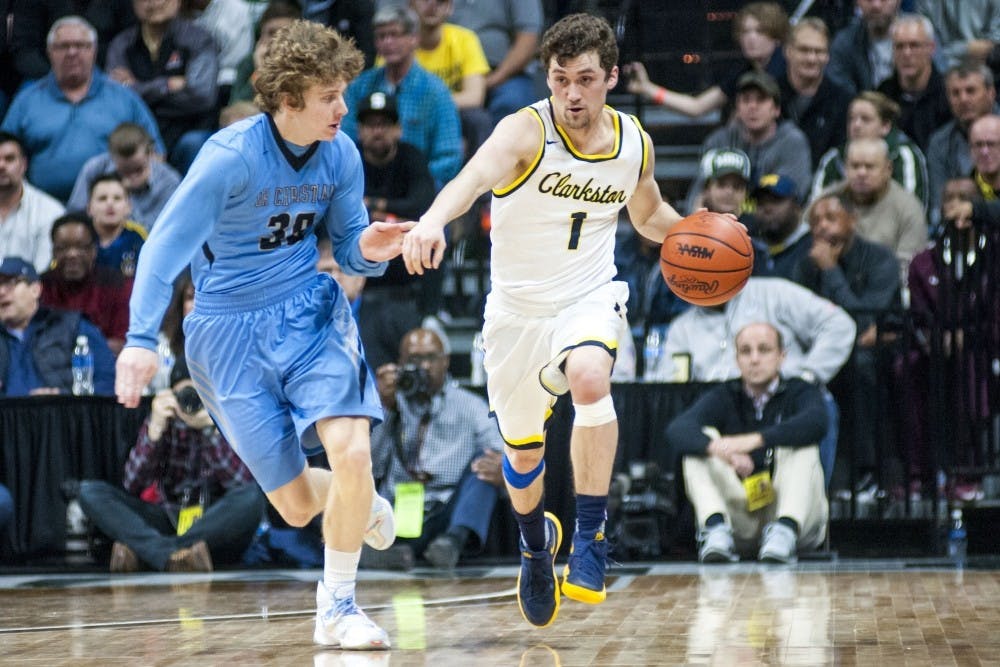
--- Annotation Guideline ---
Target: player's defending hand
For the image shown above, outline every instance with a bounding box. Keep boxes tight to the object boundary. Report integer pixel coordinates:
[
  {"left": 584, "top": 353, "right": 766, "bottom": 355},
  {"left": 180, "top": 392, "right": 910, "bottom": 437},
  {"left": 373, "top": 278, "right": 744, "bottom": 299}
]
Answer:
[
  {"left": 359, "top": 220, "right": 417, "bottom": 262},
  {"left": 115, "top": 347, "right": 158, "bottom": 408},
  {"left": 401, "top": 218, "right": 447, "bottom": 275}
]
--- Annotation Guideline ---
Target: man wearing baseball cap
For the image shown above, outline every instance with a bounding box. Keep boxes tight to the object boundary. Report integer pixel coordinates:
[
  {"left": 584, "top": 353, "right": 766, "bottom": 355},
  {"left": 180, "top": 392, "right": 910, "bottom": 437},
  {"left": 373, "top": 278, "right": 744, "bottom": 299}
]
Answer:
[
  {"left": 700, "top": 148, "right": 751, "bottom": 218},
  {"left": 751, "top": 173, "right": 812, "bottom": 280},
  {"left": 0, "top": 255, "right": 115, "bottom": 396},
  {"left": 354, "top": 91, "right": 436, "bottom": 370},
  {"left": 688, "top": 70, "right": 812, "bottom": 212}
]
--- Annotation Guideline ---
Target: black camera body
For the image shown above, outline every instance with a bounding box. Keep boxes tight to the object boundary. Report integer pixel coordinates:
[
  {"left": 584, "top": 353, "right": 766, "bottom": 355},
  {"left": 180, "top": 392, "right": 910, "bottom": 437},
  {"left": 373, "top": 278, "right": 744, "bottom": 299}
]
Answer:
[
  {"left": 396, "top": 364, "right": 430, "bottom": 397},
  {"left": 174, "top": 385, "right": 204, "bottom": 415}
]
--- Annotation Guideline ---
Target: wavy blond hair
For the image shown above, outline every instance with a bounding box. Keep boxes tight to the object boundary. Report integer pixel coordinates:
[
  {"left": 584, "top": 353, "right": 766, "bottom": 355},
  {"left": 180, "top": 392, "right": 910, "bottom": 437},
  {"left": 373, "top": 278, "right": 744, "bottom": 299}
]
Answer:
[{"left": 254, "top": 20, "right": 364, "bottom": 114}]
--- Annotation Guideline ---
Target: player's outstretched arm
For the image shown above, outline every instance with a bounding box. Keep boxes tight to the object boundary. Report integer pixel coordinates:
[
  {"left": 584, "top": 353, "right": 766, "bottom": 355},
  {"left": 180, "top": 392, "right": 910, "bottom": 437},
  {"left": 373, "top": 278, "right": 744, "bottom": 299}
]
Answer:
[
  {"left": 626, "top": 131, "right": 683, "bottom": 243},
  {"left": 359, "top": 220, "right": 417, "bottom": 262},
  {"left": 401, "top": 110, "right": 543, "bottom": 275}
]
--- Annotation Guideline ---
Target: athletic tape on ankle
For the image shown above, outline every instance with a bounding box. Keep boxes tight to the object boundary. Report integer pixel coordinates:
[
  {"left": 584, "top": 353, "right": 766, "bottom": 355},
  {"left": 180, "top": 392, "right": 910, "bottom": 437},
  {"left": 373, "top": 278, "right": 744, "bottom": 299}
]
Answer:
[
  {"left": 573, "top": 394, "right": 616, "bottom": 426},
  {"left": 503, "top": 455, "right": 545, "bottom": 489}
]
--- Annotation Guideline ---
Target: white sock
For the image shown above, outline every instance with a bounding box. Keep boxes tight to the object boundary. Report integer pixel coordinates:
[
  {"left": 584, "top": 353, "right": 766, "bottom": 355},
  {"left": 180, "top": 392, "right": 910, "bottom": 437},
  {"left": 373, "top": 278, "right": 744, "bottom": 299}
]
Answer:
[{"left": 324, "top": 547, "right": 361, "bottom": 602}]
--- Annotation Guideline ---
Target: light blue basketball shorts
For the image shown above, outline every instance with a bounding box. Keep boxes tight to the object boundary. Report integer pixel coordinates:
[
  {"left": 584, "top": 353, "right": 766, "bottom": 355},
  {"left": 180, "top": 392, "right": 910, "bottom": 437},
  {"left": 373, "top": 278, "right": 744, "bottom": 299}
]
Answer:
[{"left": 183, "top": 274, "right": 382, "bottom": 492}]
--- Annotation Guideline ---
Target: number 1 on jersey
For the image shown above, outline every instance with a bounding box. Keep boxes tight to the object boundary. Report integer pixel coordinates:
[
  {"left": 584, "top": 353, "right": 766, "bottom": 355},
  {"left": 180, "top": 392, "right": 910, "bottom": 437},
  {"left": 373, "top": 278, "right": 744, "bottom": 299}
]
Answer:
[{"left": 568, "top": 211, "right": 586, "bottom": 250}]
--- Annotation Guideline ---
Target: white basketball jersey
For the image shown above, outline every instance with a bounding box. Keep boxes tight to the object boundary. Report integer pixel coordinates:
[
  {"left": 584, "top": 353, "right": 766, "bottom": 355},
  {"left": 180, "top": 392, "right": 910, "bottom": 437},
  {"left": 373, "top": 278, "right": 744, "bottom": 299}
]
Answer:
[{"left": 488, "top": 98, "right": 647, "bottom": 311}]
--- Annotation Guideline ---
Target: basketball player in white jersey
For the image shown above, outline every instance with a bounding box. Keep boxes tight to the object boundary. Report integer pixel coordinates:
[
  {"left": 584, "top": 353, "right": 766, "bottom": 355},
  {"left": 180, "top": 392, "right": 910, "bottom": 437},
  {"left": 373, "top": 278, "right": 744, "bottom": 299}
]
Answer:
[{"left": 401, "top": 13, "right": 684, "bottom": 628}]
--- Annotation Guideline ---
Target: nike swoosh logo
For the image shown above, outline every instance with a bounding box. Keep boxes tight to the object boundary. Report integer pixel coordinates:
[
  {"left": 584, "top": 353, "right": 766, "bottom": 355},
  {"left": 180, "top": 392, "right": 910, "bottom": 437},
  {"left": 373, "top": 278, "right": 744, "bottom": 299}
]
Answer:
[{"left": 545, "top": 140, "right": 558, "bottom": 145}]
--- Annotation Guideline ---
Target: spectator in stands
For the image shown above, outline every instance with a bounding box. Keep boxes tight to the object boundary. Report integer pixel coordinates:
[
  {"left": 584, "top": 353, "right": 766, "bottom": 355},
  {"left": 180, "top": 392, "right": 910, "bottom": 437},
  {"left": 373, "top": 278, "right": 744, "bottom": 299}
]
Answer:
[
  {"left": 700, "top": 148, "right": 751, "bottom": 218},
  {"left": 0, "top": 131, "right": 64, "bottom": 273},
  {"left": 876, "top": 13, "right": 950, "bottom": 152},
  {"left": 354, "top": 92, "right": 436, "bottom": 369},
  {"left": 107, "top": 0, "right": 219, "bottom": 173},
  {"left": 410, "top": 0, "right": 493, "bottom": 158},
  {"left": 828, "top": 0, "right": 900, "bottom": 95},
  {"left": 906, "top": 177, "right": 997, "bottom": 499},
  {"left": 77, "top": 357, "right": 265, "bottom": 573},
  {"left": 797, "top": 191, "right": 901, "bottom": 502},
  {"left": 228, "top": 1, "right": 300, "bottom": 105},
  {"left": 915, "top": 0, "right": 1000, "bottom": 68},
  {"left": 777, "top": 18, "right": 851, "bottom": 170},
  {"left": 650, "top": 275, "right": 855, "bottom": 486},
  {"left": 814, "top": 137, "right": 928, "bottom": 277},
  {"left": 751, "top": 174, "right": 812, "bottom": 280},
  {"left": 218, "top": 100, "right": 259, "bottom": 127},
  {"left": 344, "top": 6, "right": 462, "bottom": 189},
  {"left": 666, "top": 321, "right": 829, "bottom": 564},
  {"left": 448, "top": 0, "right": 543, "bottom": 126},
  {"left": 181, "top": 0, "right": 253, "bottom": 102},
  {"left": 87, "top": 174, "right": 146, "bottom": 279},
  {"left": 371, "top": 327, "right": 504, "bottom": 569},
  {"left": 67, "top": 123, "right": 181, "bottom": 231},
  {"left": 687, "top": 71, "right": 811, "bottom": 212},
  {"left": 795, "top": 192, "right": 902, "bottom": 346},
  {"left": 651, "top": 277, "right": 855, "bottom": 386},
  {"left": 301, "top": 0, "right": 375, "bottom": 67},
  {"left": 625, "top": 2, "right": 789, "bottom": 119},
  {"left": 812, "top": 91, "right": 928, "bottom": 212},
  {"left": 965, "top": 114, "right": 1000, "bottom": 199},
  {"left": 927, "top": 63, "right": 998, "bottom": 223},
  {"left": 0, "top": 255, "right": 115, "bottom": 396},
  {"left": 9, "top": 1, "right": 136, "bottom": 80},
  {"left": 41, "top": 213, "right": 132, "bottom": 355},
  {"left": 1, "top": 16, "right": 165, "bottom": 202}
]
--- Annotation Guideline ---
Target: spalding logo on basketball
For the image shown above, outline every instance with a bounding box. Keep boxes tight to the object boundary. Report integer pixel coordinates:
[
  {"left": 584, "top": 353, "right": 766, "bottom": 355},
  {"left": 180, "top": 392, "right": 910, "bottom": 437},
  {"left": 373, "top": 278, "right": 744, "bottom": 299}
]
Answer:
[{"left": 660, "top": 210, "right": 754, "bottom": 306}]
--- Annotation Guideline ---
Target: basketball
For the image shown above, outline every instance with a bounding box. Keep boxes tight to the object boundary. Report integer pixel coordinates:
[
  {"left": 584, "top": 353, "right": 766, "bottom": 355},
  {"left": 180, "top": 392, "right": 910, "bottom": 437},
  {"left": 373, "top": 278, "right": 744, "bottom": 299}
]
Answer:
[{"left": 659, "top": 210, "right": 754, "bottom": 306}]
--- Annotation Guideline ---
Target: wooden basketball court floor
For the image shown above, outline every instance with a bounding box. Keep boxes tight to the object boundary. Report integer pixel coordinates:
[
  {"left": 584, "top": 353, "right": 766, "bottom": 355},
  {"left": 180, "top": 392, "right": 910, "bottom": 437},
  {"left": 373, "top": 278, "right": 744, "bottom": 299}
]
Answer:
[{"left": 3, "top": 560, "right": 1000, "bottom": 666}]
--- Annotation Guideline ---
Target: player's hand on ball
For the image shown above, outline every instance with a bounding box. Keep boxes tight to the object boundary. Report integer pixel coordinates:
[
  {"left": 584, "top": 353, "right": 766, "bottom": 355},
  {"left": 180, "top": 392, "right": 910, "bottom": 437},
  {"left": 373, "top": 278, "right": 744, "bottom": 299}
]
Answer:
[
  {"left": 116, "top": 347, "right": 159, "bottom": 408},
  {"left": 402, "top": 218, "right": 447, "bottom": 275}
]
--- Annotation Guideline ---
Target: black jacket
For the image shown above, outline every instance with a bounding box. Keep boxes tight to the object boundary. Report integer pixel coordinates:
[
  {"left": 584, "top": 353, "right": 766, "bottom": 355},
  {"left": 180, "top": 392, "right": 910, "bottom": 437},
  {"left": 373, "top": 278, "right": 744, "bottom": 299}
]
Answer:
[
  {"left": 778, "top": 74, "right": 851, "bottom": 171},
  {"left": 665, "top": 377, "right": 828, "bottom": 469}
]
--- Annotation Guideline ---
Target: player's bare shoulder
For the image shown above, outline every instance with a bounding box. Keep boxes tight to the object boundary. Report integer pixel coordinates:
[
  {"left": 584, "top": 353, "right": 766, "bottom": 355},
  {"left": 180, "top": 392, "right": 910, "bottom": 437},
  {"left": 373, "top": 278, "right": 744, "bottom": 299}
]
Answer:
[{"left": 483, "top": 109, "right": 546, "bottom": 189}]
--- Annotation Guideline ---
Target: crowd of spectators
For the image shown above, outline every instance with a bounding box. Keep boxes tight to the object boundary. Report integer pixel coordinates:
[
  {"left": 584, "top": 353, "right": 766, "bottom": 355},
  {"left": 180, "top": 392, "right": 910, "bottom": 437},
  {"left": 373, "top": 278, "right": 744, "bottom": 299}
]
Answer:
[{"left": 1, "top": 0, "right": 999, "bottom": 567}]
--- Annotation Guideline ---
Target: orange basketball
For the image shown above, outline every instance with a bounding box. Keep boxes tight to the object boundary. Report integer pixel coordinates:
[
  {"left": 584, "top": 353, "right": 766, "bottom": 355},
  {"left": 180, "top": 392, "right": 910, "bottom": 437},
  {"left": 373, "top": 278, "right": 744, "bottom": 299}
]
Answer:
[{"left": 659, "top": 210, "right": 754, "bottom": 306}]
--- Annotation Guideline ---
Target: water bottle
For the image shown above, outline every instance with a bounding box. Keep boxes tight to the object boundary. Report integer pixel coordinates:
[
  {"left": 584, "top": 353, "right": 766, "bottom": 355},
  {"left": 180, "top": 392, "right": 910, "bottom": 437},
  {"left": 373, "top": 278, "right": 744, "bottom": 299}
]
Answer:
[
  {"left": 149, "top": 337, "right": 175, "bottom": 393},
  {"left": 643, "top": 328, "right": 662, "bottom": 381},
  {"left": 470, "top": 331, "right": 486, "bottom": 386},
  {"left": 71, "top": 335, "right": 94, "bottom": 396},
  {"left": 947, "top": 508, "right": 967, "bottom": 566}
]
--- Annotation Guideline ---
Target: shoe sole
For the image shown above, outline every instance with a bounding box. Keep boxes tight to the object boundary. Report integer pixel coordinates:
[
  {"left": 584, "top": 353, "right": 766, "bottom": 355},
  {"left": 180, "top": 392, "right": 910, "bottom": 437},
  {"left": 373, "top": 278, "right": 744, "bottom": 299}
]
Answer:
[
  {"left": 561, "top": 541, "right": 607, "bottom": 605},
  {"left": 364, "top": 495, "right": 395, "bottom": 551},
  {"left": 517, "top": 511, "right": 563, "bottom": 628}
]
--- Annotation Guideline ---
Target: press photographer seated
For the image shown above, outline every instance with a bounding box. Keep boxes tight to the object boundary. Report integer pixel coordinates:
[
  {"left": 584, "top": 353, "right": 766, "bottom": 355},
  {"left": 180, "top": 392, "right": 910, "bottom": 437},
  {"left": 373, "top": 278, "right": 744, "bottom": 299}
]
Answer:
[
  {"left": 370, "top": 327, "right": 505, "bottom": 569},
  {"left": 665, "top": 322, "right": 829, "bottom": 564},
  {"left": 77, "top": 357, "right": 265, "bottom": 572}
]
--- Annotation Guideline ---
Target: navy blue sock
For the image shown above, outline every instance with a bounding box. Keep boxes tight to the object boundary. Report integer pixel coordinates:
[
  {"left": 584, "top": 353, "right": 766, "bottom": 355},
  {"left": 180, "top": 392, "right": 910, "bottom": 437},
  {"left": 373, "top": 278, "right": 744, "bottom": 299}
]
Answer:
[
  {"left": 575, "top": 494, "right": 608, "bottom": 540},
  {"left": 705, "top": 513, "right": 725, "bottom": 528},
  {"left": 777, "top": 516, "right": 799, "bottom": 535},
  {"left": 514, "top": 497, "right": 547, "bottom": 551}
]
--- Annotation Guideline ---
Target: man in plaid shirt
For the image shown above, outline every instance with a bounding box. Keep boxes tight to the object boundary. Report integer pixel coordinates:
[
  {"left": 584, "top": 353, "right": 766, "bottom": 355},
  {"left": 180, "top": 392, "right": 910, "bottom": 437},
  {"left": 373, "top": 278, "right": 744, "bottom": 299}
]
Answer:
[
  {"left": 371, "top": 327, "right": 504, "bottom": 569},
  {"left": 78, "top": 357, "right": 264, "bottom": 572}
]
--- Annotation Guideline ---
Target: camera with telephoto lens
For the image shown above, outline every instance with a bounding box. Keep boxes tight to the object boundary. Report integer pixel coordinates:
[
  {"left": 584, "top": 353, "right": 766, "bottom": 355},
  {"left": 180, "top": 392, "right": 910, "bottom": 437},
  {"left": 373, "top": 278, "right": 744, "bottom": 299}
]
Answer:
[
  {"left": 396, "top": 364, "right": 429, "bottom": 397},
  {"left": 174, "top": 385, "right": 204, "bottom": 415}
]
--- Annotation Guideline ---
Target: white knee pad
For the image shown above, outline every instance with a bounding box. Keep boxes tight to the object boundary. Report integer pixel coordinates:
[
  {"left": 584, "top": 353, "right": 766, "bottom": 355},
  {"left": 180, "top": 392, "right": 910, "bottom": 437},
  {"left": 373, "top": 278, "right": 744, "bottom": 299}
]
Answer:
[{"left": 573, "top": 394, "right": 616, "bottom": 427}]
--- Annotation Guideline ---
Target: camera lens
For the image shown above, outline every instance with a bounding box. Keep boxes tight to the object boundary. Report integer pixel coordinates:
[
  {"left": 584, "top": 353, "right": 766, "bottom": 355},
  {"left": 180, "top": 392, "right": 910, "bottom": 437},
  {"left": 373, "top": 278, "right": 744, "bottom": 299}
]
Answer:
[
  {"left": 397, "top": 364, "right": 429, "bottom": 397},
  {"left": 174, "top": 386, "right": 204, "bottom": 414}
]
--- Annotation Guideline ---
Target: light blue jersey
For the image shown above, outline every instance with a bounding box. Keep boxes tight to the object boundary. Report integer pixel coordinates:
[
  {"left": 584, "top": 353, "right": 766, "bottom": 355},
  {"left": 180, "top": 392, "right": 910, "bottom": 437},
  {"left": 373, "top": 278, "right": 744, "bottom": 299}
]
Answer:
[
  {"left": 123, "top": 113, "right": 388, "bottom": 492},
  {"left": 126, "top": 113, "right": 386, "bottom": 351}
]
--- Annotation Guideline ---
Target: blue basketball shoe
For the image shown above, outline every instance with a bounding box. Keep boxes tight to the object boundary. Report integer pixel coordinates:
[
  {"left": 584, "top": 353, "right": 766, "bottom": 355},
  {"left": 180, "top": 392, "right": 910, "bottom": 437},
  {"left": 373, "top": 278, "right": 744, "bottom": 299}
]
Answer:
[
  {"left": 517, "top": 511, "right": 563, "bottom": 627},
  {"left": 562, "top": 528, "right": 609, "bottom": 604}
]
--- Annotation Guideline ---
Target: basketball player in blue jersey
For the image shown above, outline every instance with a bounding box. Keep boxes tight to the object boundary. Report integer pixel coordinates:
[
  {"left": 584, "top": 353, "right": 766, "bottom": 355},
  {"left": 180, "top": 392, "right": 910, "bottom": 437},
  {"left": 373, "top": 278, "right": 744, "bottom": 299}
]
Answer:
[
  {"left": 402, "top": 13, "right": 686, "bottom": 628},
  {"left": 114, "top": 21, "right": 412, "bottom": 650}
]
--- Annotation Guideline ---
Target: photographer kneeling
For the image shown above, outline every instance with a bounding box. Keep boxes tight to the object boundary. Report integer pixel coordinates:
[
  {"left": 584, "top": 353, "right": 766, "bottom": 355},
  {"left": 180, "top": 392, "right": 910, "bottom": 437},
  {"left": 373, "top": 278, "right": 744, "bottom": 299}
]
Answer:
[
  {"left": 371, "top": 327, "right": 505, "bottom": 569},
  {"left": 78, "top": 357, "right": 265, "bottom": 572}
]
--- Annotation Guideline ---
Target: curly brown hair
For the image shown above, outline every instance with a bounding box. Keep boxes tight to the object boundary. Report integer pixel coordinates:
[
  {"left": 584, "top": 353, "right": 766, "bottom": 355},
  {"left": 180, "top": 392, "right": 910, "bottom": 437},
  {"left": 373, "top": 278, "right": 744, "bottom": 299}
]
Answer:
[
  {"left": 254, "top": 20, "right": 364, "bottom": 114},
  {"left": 539, "top": 13, "right": 618, "bottom": 78}
]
